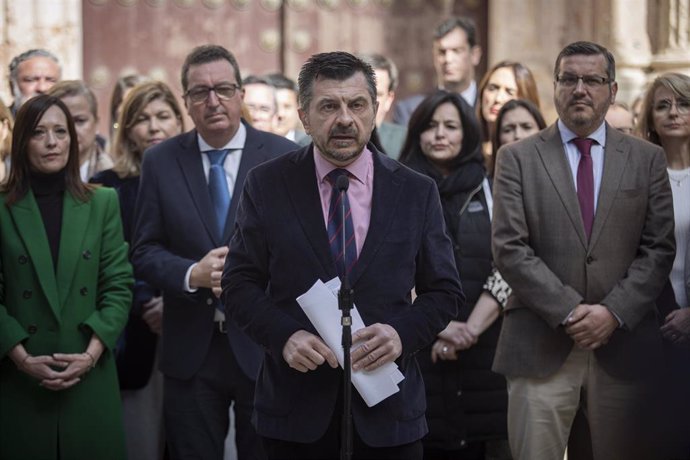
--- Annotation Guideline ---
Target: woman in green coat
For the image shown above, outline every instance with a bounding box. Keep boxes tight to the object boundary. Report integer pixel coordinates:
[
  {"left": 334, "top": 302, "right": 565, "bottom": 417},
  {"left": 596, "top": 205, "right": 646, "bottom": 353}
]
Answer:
[{"left": 0, "top": 94, "right": 133, "bottom": 460}]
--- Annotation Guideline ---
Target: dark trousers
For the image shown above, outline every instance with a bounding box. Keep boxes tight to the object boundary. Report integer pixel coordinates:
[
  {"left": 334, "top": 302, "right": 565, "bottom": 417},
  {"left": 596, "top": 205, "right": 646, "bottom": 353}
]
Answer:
[
  {"left": 164, "top": 328, "right": 264, "bottom": 460},
  {"left": 262, "top": 384, "right": 422, "bottom": 460}
]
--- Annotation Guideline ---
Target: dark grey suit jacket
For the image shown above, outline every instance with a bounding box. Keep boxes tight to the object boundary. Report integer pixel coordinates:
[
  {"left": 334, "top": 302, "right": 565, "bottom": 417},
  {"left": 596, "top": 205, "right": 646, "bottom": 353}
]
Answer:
[
  {"left": 222, "top": 144, "right": 463, "bottom": 446},
  {"left": 131, "top": 121, "right": 298, "bottom": 380},
  {"left": 491, "top": 123, "right": 675, "bottom": 380}
]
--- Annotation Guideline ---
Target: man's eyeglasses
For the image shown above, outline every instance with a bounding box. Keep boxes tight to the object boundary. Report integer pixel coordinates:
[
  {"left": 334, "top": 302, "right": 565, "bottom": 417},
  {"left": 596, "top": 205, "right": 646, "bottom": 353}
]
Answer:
[
  {"left": 653, "top": 98, "right": 690, "bottom": 115},
  {"left": 184, "top": 84, "right": 240, "bottom": 104},
  {"left": 556, "top": 74, "right": 611, "bottom": 88}
]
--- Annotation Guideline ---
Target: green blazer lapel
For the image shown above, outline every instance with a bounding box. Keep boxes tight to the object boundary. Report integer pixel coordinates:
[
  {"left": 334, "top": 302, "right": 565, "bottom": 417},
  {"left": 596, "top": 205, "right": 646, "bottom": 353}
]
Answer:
[
  {"left": 9, "top": 191, "right": 61, "bottom": 318},
  {"left": 589, "top": 127, "right": 629, "bottom": 248},
  {"left": 56, "top": 192, "right": 91, "bottom": 307}
]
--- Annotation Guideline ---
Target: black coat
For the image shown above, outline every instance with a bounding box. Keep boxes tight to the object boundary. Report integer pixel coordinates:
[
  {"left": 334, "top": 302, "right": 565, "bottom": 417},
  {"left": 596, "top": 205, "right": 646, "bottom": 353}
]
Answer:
[
  {"left": 91, "top": 169, "right": 158, "bottom": 389},
  {"left": 418, "top": 181, "right": 508, "bottom": 450}
]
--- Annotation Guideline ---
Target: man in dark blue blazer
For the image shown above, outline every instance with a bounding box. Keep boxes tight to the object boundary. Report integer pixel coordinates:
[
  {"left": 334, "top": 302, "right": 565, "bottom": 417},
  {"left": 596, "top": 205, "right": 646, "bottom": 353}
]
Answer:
[
  {"left": 393, "top": 16, "right": 482, "bottom": 126},
  {"left": 131, "top": 45, "right": 297, "bottom": 460},
  {"left": 222, "top": 51, "right": 463, "bottom": 459}
]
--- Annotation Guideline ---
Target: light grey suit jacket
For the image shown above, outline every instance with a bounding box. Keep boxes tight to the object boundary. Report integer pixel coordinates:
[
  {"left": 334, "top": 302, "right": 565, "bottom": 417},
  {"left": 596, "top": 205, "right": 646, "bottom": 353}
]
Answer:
[{"left": 491, "top": 122, "right": 675, "bottom": 380}]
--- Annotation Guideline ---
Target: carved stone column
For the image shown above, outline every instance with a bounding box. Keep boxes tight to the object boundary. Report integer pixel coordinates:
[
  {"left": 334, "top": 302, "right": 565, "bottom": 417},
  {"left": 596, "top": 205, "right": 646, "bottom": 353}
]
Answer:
[
  {"left": 650, "top": 0, "right": 690, "bottom": 74},
  {"left": 608, "top": 0, "right": 653, "bottom": 104}
]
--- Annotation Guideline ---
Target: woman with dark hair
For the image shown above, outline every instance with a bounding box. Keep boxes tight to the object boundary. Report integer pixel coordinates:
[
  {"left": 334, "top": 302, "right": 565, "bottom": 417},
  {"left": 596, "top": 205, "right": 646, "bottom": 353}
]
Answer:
[
  {"left": 92, "top": 81, "right": 184, "bottom": 460},
  {"left": 0, "top": 94, "right": 132, "bottom": 459},
  {"left": 490, "top": 99, "right": 547, "bottom": 175},
  {"left": 476, "top": 61, "right": 540, "bottom": 173},
  {"left": 400, "top": 90, "right": 511, "bottom": 460}
]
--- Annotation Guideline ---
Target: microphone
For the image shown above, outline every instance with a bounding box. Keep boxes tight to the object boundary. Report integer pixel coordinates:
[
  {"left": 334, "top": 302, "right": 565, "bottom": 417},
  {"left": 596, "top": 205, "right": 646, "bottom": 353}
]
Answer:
[
  {"left": 336, "top": 174, "right": 350, "bottom": 193},
  {"left": 336, "top": 173, "right": 350, "bottom": 289},
  {"left": 335, "top": 171, "right": 353, "bottom": 460}
]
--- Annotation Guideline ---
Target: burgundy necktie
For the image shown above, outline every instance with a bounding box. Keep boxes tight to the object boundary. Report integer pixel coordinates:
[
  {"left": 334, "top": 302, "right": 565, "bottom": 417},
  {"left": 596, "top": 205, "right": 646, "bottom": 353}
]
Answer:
[{"left": 572, "top": 138, "right": 594, "bottom": 240}]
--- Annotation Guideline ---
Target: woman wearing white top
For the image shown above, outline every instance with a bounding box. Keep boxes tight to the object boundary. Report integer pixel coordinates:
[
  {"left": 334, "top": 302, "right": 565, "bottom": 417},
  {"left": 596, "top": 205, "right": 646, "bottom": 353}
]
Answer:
[{"left": 638, "top": 72, "right": 690, "bottom": 459}]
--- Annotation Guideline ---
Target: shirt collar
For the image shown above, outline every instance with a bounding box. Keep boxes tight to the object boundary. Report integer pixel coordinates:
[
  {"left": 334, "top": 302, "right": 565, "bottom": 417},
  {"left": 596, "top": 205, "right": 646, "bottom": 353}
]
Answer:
[
  {"left": 313, "top": 145, "right": 372, "bottom": 185},
  {"left": 557, "top": 119, "right": 607, "bottom": 147},
  {"left": 461, "top": 80, "right": 478, "bottom": 105},
  {"left": 197, "top": 122, "right": 247, "bottom": 152}
]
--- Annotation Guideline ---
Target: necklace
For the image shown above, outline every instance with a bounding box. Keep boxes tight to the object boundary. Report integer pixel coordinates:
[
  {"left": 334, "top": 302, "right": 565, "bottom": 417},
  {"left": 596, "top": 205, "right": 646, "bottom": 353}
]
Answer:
[{"left": 668, "top": 168, "right": 690, "bottom": 187}]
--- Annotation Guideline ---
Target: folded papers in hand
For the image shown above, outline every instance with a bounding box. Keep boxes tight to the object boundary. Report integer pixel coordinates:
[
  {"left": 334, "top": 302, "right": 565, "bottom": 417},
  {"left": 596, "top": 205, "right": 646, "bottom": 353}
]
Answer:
[{"left": 296, "top": 278, "right": 404, "bottom": 407}]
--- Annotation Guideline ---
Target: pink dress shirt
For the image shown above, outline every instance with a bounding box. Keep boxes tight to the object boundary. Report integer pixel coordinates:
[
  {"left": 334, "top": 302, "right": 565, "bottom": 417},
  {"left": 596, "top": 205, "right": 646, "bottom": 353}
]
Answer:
[{"left": 313, "top": 147, "right": 374, "bottom": 258}]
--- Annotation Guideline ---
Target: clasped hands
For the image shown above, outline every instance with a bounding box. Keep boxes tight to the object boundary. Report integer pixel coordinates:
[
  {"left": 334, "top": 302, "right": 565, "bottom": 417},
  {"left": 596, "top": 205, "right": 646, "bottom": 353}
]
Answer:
[
  {"left": 565, "top": 303, "right": 618, "bottom": 350},
  {"left": 431, "top": 321, "right": 478, "bottom": 363},
  {"left": 660, "top": 308, "right": 690, "bottom": 344},
  {"left": 282, "top": 324, "right": 402, "bottom": 373},
  {"left": 17, "top": 351, "right": 98, "bottom": 391}
]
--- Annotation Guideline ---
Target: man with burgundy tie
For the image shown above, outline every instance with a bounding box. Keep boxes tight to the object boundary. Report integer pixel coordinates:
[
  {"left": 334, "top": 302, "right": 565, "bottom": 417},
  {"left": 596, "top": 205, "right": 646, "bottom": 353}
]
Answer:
[
  {"left": 221, "top": 51, "right": 463, "bottom": 459},
  {"left": 131, "top": 45, "right": 297, "bottom": 460},
  {"left": 491, "top": 41, "right": 675, "bottom": 459}
]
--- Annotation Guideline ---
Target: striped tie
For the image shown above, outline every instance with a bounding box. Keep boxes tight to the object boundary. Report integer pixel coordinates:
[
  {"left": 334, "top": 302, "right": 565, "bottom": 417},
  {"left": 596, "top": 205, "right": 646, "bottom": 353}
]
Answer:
[{"left": 326, "top": 169, "right": 357, "bottom": 279}]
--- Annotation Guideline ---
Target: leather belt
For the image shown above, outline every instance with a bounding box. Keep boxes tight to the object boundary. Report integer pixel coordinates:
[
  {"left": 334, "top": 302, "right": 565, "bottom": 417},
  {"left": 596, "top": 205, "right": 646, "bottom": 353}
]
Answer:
[{"left": 214, "top": 320, "right": 227, "bottom": 334}]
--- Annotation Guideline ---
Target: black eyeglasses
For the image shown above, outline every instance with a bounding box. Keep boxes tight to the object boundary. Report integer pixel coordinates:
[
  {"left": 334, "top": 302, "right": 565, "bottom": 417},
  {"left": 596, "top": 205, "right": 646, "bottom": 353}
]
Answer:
[
  {"left": 184, "top": 84, "right": 240, "bottom": 103},
  {"left": 556, "top": 74, "right": 611, "bottom": 88}
]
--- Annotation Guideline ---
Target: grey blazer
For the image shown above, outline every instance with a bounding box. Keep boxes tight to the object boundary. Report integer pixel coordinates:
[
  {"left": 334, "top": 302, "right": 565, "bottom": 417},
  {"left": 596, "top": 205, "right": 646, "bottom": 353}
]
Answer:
[{"left": 491, "top": 123, "right": 675, "bottom": 380}]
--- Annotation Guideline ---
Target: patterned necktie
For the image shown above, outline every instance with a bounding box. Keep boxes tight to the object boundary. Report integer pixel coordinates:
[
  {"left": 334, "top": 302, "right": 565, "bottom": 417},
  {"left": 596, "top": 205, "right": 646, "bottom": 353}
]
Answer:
[
  {"left": 326, "top": 169, "right": 357, "bottom": 280},
  {"left": 206, "top": 149, "right": 231, "bottom": 237},
  {"left": 573, "top": 138, "right": 594, "bottom": 240}
]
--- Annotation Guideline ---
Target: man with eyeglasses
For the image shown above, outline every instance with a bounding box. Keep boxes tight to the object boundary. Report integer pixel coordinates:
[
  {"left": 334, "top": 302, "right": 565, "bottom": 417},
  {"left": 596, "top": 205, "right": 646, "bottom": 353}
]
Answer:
[
  {"left": 491, "top": 41, "right": 675, "bottom": 459},
  {"left": 242, "top": 75, "right": 278, "bottom": 133},
  {"left": 131, "top": 44, "right": 297, "bottom": 460}
]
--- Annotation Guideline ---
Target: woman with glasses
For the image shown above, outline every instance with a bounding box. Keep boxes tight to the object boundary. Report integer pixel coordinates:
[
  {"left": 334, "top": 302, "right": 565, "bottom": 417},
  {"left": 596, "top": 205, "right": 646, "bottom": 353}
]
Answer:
[
  {"left": 638, "top": 72, "right": 690, "bottom": 458},
  {"left": 91, "top": 81, "right": 184, "bottom": 460},
  {"left": 0, "top": 94, "right": 132, "bottom": 460},
  {"left": 476, "top": 61, "right": 540, "bottom": 174}
]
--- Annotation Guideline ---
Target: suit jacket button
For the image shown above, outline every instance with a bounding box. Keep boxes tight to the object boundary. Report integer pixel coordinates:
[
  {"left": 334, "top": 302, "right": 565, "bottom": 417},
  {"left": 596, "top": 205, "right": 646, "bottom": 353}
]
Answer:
[
  {"left": 18, "top": 255, "right": 28, "bottom": 264},
  {"left": 22, "top": 290, "right": 32, "bottom": 299},
  {"left": 206, "top": 298, "right": 213, "bottom": 305},
  {"left": 82, "top": 250, "right": 92, "bottom": 260},
  {"left": 80, "top": 287, "right": 88, "bottom": 296},
  {"left": 586, "top": 256, "right": 594, "bottom": 264},
  {"left": 27, "top": 325, "right": 38, "bottom": 334}
]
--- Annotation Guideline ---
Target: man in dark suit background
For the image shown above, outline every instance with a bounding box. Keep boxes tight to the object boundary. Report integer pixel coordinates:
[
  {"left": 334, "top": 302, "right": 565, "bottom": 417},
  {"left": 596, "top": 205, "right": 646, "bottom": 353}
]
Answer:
[
  {"left": 222, "top": 51, "right": 463, "bottom": 459},
  {"left": 491, "top": 41, "right": 675, "bottom": 459},
  {"left": 131, "top": 45, "right": 297, "bottom": 460},
  {"left": 393, "top": 16, "right": 482, "bottom": 126},
  {"left": 359, "top": 53, "right": 406, "bottom": 159}
]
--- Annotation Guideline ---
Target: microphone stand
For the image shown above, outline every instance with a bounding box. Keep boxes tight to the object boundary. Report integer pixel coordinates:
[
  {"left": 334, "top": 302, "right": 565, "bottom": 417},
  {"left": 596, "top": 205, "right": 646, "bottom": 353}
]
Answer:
[{"left": 336, "top": 175, "right": 354, "bottom": 460}]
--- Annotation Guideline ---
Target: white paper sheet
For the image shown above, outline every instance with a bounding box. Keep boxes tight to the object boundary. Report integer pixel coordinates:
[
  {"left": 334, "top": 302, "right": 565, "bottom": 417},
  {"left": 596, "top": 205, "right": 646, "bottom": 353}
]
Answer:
[{"left": 296, "top": 278, "right": 404, "bottom": 407}]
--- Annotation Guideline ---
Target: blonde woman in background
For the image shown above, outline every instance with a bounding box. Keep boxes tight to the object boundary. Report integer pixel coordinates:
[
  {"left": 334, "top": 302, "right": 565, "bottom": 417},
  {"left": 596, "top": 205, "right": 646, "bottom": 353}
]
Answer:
[
  {"left": 638, "top": 72, "right": 690, "bottom": 459},
  {"left": 47, "top": 80, "right": 113, "bottom": 181},
  {"left": 91, "top": 80, "right": 184, "bottom": 460}
]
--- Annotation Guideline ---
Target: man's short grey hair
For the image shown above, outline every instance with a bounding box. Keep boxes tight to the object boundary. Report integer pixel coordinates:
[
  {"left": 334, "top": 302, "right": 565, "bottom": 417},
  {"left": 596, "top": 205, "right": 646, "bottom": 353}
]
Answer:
[{"left": 8, "top": 49, "right": 61, "bottom": 99}]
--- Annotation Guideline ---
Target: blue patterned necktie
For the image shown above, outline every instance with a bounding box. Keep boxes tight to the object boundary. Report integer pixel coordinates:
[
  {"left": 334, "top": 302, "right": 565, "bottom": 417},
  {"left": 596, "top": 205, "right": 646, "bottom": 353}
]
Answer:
[
  {"left": 206, "top": 149, "right": 231, "bottom": 237},
  {"left": 326, "top": 169, "right": 357, "bottom": 280}
]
